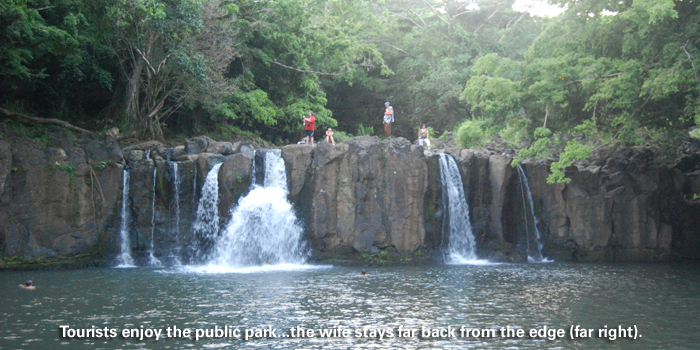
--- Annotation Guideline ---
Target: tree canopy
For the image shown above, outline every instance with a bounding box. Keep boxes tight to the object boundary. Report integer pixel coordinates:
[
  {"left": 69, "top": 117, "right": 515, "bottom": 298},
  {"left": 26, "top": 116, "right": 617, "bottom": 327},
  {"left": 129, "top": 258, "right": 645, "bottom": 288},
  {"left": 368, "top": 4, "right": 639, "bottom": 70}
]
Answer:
[{"left": 1, "top": 0, "right": 698, "bottom": 178}]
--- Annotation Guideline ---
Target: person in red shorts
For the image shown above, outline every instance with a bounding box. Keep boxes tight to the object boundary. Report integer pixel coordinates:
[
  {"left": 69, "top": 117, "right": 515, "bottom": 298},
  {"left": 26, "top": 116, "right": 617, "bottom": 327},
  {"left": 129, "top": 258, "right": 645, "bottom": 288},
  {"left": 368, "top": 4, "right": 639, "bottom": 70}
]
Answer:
[{"left": 303, "top": 111, "right": 316, "bottom": 146}]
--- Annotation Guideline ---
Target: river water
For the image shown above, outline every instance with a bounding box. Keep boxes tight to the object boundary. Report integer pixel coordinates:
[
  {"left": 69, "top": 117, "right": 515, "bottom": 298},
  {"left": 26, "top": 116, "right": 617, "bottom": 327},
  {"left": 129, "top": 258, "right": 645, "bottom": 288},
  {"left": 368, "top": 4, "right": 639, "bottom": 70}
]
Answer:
[{"left": 1, "top": 263, "right": 698, "bottom": 349}]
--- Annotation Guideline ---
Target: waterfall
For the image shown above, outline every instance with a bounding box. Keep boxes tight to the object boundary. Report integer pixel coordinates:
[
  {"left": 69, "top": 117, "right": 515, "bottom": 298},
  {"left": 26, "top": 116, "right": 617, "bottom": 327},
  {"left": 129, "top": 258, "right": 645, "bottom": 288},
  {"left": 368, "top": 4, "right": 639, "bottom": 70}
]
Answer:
[
  {"left": 115, "top": 169, "right": 136, "bottom": 267},
  {"left": 192, "top": 162, "right": 197, "bottom": 203},
  {"left": 148, "top": 165, "right": 163, "bottom": 267},
  {"left": 437, "top": 153, "right": 482, "bottom": 264},
  {"left": 168, "top": 161, "right": 183, "bottom": 265},
  {"left": 189, "top": 163, "right": 223, "bottom": 261},
  {"left": 516, "top": 165, "right": 550, "bottom": 263},
  {"left": 205, "top": 150, "right": 310, "bottom": 269}
]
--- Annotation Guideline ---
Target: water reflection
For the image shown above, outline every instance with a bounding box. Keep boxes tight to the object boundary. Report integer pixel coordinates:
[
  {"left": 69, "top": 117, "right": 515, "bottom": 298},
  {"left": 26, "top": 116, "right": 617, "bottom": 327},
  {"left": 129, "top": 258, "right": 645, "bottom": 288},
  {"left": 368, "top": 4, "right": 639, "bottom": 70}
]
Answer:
[{"left": 0, "top": 263, "right": 698, "bottom": 349}]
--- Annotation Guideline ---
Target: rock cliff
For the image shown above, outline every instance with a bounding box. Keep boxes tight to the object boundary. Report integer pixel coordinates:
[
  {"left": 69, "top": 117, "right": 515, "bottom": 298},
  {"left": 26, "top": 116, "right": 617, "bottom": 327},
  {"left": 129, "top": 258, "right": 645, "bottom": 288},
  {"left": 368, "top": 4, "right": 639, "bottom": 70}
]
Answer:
[{"left": 1, "top": 130, "right": 698, "bottom": 266}]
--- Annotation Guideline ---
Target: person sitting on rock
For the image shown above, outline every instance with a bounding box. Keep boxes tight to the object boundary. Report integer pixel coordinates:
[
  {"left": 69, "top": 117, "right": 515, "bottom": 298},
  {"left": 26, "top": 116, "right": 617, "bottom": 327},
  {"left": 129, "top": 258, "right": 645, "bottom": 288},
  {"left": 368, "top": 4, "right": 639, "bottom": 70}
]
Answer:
[
  {"left": 418, "top": 124, "right": 430, "bottom": 149},
  {"left": 19, "top": 280, "right": 35, "bottom": 290},
  {"left": 325, "top": 127, "right": 336, "bottom": 145}
]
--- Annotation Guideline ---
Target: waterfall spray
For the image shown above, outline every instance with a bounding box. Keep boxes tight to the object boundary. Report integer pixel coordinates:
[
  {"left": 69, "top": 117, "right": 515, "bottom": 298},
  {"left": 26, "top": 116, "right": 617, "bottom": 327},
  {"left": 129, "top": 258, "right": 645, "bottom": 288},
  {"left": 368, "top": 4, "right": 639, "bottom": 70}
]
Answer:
[{"left": 205, "top": 150, "right": 310, "bottom": 269}]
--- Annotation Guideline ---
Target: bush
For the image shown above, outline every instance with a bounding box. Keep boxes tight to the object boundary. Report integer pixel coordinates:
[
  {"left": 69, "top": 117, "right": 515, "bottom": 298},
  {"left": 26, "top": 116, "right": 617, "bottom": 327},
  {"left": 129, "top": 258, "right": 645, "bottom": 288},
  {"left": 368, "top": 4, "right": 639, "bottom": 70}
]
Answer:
[
  {"left": 499, "top": 117, "right": 531, "bottom": 147},
  {"left": 455, "top": 119, "right": 491, "bottom": 148},
  {"left": 357, "top": 123, "right": 374, "bottom": 136},
  {"left": 333, "top": 130, "right": 353, "bottom": 143}
]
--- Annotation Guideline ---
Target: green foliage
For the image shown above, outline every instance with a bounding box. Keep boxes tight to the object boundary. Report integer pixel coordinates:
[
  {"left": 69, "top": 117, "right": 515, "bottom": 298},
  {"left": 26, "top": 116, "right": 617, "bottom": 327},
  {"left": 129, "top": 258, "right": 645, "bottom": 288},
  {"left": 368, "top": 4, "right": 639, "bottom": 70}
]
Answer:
[
  {"left": 512, "top": 127, "right": 552, "bottom": 166},
  {"left": 48, "top": 163, "right": 76, "bottom": 179},
  {"left": 547, "top": 141, "right": 593, "bottom": 184},
  {"left": 332, "top": 130, "right": 353, "bottom": 143},
  {"left": 361, "top": 249, "right": 389, "bottom": 264},
  {"left": 214, "top": 90, "right": 279, "bottom": 126},
  {"left": 357, "top": 123, "right": 374, "bottom": 136},
  {"left": 208, "top": 124, "right": 263, "bottom": 144},
  {"left": 360, "top": 246, "right": 425, "bottom": 265},
  {"left": 499, "top": 116, "right": 531, "bottom": 147},
  {"left": 235, "top": 171, "right": 242, "bottom": 183},
  {"left": 455, "top": 118, "right": 492, "bottom": 148},
  {"left": 691, "top": 129, "right": 700, "bottom": 140}
]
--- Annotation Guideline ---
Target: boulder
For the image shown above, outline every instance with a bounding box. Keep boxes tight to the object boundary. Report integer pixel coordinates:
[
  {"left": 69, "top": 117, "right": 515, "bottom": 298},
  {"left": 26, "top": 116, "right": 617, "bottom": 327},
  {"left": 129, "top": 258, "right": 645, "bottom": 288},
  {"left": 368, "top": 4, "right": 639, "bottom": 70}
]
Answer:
[{"left": 185, "top": 136, "right": 215, "bottom": 155}]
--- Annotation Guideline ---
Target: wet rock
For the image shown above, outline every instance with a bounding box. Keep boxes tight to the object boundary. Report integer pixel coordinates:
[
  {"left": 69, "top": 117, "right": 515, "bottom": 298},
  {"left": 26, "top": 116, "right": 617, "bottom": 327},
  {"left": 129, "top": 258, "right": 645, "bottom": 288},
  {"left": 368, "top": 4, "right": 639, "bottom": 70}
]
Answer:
[{"left": 0, "top": 140, "right": 11, "bottom": 199}]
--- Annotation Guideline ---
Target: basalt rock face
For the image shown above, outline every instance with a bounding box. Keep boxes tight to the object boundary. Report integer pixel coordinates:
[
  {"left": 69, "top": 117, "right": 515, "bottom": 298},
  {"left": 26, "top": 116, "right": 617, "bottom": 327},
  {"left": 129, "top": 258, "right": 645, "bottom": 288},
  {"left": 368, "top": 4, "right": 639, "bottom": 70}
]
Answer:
[
  {"left": 463, "top": 144, "right": 700, "bottom": 262},
  {"left": 2, "top": 129, "right": 698, "bottom": 265},
  {"left": 1, "top": 131, "right": 123, "bottom": 259},
  {"left": 115, "top": 137, "right": 252, "bottom": 265},
  {"left": 284, "top": 137, "right": 699, "bottom": 262},
  {"left": 284, "top": 137, "right": 428, "bottom": 254}
]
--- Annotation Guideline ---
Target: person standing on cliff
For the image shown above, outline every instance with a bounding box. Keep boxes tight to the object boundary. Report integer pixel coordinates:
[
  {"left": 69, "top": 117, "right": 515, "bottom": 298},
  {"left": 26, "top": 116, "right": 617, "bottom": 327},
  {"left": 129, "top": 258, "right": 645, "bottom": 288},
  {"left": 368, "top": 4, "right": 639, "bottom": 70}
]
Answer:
[
  {"left": 383, "top": 102, "right": 394, "bottom": 139},
  {"left": 303, "top": 111, "right": 316, "bottom": 146},
  {"left": 418, "top": 124, "right": 430, "bottom": 149}
]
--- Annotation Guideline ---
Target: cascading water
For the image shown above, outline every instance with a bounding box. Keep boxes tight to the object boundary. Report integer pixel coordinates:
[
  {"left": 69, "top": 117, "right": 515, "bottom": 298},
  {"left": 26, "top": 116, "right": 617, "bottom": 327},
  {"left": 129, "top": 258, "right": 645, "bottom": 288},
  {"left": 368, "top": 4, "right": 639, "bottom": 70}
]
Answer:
[
  {"left": 205, "top": 150, "right": 310, "bottom": 269},
  {"left": 192, "top": 162, "right": 197, "bottom": 203},
  {"left": 437, "top": 153, "right": 484, "bottom": 264},
  {"left": 148, "top": 165, "right": 163, "bottom": 267},
  {"left": 516, "top": 165, "right": 550, "bottom": 263},
  {"left": 115, "top": 169, "right": 136, "bottom": 267},
  {"left": 168, "top": 161, "right": 182, "bottom": 265},
  {"left": 189, "top": 163, "right": 223, "bottom": 262}
]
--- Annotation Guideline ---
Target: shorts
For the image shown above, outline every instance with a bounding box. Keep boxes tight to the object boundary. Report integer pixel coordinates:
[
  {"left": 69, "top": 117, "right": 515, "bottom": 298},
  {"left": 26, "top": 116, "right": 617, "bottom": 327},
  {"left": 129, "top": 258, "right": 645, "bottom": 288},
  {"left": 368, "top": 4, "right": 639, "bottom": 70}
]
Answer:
[{"left": 304, "top": 130, "right": 314, "bottom": 137}]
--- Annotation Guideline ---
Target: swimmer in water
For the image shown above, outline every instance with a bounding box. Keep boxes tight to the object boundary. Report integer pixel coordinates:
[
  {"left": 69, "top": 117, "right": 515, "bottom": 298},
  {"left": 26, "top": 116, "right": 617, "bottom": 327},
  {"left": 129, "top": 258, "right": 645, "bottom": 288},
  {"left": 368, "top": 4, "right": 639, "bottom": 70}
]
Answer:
[
  {"left": 19, "top": 280, "right": 35, "bottom": 290},
  {"left": 360, "top": 269, "right": 367, "bottom": 276}
]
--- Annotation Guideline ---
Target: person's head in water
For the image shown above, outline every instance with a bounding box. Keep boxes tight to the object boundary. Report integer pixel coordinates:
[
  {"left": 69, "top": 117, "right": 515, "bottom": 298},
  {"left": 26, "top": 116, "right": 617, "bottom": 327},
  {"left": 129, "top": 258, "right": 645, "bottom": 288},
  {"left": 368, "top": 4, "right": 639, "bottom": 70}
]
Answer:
[
  {"left": 361, "top": 269, "right": 366, "bottom": 275},
  {"left": 20, "top": 280, "right": 35, "bottom": 289}
]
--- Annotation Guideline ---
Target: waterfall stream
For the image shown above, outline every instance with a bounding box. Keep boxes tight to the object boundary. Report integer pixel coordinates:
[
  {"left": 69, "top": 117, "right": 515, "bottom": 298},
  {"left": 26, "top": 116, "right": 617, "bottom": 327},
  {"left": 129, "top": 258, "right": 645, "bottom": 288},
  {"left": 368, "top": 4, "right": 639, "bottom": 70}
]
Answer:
[
  {"left": 115, "top": 169, "right": 135, "bottom": 267},
  {"left": 204, "top": 150, "right": 310, "bottom": 270},
  {"left": 516, "top": 165, "right": 551, "bottom": 263},
  {"left": 168, "top": 161, "right": 182, "bottom": 265},
  {"left": 148, "top": 165, "right": 163, "bottom": 267},
  {"left": 437, "top": 154, "right": 485, "bottom": 264},
  {"left": 189, "top": 163, "right": 223, "bottom": 262}
]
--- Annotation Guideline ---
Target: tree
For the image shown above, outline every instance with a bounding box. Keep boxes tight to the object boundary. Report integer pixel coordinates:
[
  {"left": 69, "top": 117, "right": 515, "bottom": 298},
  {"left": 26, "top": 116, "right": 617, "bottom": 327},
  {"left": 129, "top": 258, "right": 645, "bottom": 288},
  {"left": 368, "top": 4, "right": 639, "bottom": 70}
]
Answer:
[
  {"left": 95, "top": 0, "right": 237, "bottom": 139},
  {"left": 461, "top": 0, "right": 698, "bottom": 181}
]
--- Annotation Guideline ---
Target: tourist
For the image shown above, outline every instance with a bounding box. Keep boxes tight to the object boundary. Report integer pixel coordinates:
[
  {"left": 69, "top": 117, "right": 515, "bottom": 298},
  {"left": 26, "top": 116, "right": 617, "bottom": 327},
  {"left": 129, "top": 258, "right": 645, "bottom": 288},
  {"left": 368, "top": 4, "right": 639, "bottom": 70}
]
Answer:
[
  {"left": 303, "top": 111, "right": 316, "bottom": 146},
  {"left": 19, "top": 280, "right": 35, "bottom": 290},
  {"left": 360, "top": 269, "right": 368, "bottom": 276},
  {"left": 325, "top": 127, "right": 336, "bottom": 145},
  {"left": 383, "top": 102, "right": 394, "bottom": 139},
  {"left": 418, "top": 124, "right": 430, "bottom": 149}
]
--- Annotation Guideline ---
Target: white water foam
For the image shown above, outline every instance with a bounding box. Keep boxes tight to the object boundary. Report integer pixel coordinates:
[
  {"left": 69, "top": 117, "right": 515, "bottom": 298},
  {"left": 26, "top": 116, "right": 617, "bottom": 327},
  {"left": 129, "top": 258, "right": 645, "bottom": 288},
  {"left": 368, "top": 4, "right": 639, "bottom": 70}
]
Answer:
[{"left": 203, "top": 150, "right": 311, "bottom": 271}]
